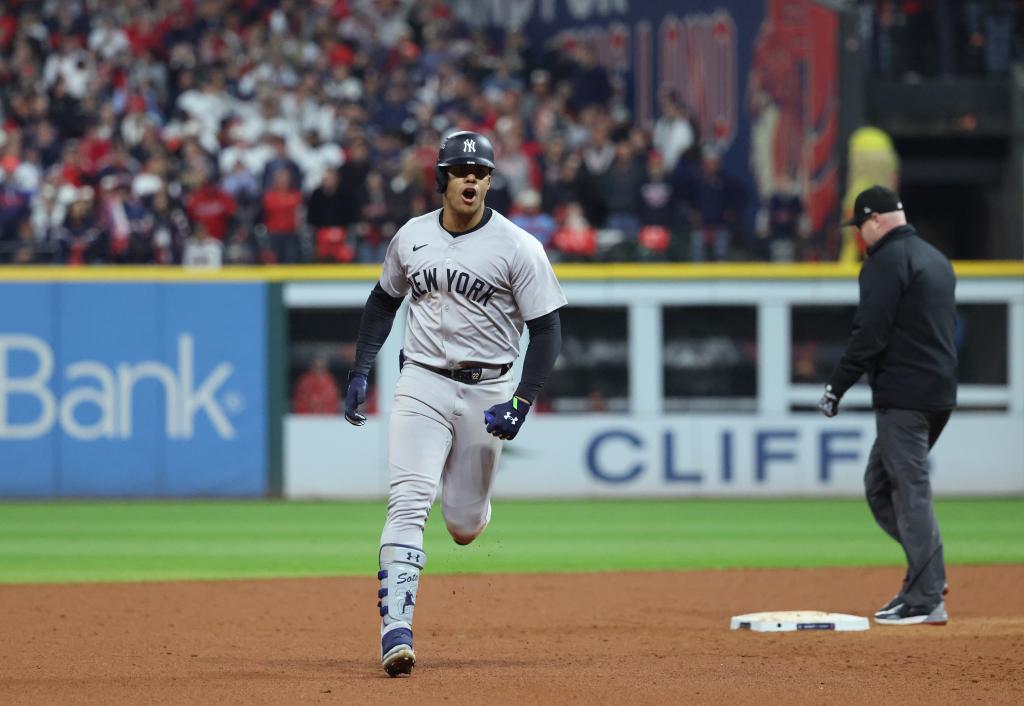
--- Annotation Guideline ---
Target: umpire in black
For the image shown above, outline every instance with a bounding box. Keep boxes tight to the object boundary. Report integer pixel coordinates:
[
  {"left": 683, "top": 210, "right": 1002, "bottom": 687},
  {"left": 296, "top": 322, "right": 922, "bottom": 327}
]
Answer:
[{"left": 819, "top": 185, "right": 957, "bottom": 626}]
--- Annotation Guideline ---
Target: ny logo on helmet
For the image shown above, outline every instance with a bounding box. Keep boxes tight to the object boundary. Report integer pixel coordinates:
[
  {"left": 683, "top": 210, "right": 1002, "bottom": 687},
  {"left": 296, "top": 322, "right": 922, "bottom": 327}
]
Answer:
[{"left": 463, "top": 139, "right": 476, "bottom": 153}]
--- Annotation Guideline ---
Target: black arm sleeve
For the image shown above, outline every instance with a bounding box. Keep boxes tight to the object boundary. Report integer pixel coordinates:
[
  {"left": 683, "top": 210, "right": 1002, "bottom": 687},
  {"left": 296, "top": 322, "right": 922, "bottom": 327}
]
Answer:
[
  {"left": 826, "top": 253, "right": 904, "bottom": 398},
  {"left": 514, "top": 309, "right": 562, "bottom": 404},
  {"left": 351, "top": 283, "right": 404, "bottom": 377}
]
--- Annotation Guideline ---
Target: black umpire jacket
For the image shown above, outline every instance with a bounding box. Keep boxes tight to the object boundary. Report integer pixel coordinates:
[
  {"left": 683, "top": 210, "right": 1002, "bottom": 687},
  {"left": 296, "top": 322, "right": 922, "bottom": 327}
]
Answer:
[{"left": 827, "top": 224, "right": 958, "bottom": 411}]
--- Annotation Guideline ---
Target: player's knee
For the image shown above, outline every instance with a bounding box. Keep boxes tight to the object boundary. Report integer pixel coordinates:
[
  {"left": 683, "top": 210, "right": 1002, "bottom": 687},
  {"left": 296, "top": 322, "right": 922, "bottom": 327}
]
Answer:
[
  {"left": 444, "top": 502, "right": 490, "bottom": 546},
  {"left": 445, "top": 518, "right": 485, "bottom": 545},
  {"left": 450, "top": 531, "right": 477, "bottom": 546}
]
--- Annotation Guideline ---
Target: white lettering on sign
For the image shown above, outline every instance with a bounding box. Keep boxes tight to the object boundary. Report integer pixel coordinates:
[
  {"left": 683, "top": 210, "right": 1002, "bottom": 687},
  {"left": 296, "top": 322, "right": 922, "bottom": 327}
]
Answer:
[{"left": 0, "top": 334, "right": 236, "bottom": 440}]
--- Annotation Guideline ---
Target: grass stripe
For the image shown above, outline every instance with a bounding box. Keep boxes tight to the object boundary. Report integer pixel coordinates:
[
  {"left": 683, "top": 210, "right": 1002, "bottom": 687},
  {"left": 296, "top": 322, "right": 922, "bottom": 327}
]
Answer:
[{"left": 0, "top": 499, "right": 1020, "bottom": 584}]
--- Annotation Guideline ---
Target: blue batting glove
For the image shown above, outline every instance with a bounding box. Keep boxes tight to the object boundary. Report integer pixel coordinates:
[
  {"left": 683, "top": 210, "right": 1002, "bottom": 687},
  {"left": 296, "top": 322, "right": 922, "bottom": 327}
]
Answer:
[
  {"left": 345, "top": 372, "right": 368, "bottom": 426},
  {"left": 818, "top": 385, "right": 839, "bottom": 418},
  {"left": 483, "top": 396, "right": 531, "bottom": 440}
]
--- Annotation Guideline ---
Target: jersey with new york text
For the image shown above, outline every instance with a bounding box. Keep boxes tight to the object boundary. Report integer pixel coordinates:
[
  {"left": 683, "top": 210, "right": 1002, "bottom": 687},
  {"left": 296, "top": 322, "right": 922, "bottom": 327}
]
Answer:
[{"left": 379, "top": 208, "right": 567, "bottom": 369}]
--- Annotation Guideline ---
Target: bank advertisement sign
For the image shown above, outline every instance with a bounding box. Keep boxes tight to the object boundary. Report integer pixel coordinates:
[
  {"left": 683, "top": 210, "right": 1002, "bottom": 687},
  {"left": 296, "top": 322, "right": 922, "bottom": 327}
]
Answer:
[{"left": 0, "top": 283, "right": 267, "bottom": 497}]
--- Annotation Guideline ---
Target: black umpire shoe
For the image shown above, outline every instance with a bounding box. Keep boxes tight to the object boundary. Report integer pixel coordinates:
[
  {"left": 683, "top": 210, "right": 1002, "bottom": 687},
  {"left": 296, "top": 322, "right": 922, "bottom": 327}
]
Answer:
[
  {"left": 874, "top": 600, "right": 948, "bottom": 626},
  {"left": 874, "top": 595, "right": 903, "bottom": 619},
  {"left": 874, "top": 582, "right": 948, "bottom": 620}
]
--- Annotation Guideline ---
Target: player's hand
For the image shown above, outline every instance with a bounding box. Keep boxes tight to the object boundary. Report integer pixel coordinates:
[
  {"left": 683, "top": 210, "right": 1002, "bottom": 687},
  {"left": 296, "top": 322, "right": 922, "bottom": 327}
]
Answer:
[
  {"left": 483, "top": 396, "right": 531, "bottom": 441},
  {"left": 345, "top": 372, "right": 368, "bottom": 426},
  {"left": 818, "top": 385, "right": 839, "bottom": 418}
]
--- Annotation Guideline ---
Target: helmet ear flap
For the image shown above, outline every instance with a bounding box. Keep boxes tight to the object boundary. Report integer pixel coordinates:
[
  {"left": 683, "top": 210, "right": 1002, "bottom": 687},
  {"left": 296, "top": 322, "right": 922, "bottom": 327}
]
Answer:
[{"left": 435, "top": 166, "right": 447, "bottom": 194}]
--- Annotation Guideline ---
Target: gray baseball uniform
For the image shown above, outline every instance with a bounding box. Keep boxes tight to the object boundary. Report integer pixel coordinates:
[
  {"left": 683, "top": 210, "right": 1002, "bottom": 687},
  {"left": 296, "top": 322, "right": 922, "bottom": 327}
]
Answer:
[
  {"left": 379, "top": 207, "right": 565, "bottom": 546},
  {"left": 374, "top": 206, "right": 565, "bottom": 669}
]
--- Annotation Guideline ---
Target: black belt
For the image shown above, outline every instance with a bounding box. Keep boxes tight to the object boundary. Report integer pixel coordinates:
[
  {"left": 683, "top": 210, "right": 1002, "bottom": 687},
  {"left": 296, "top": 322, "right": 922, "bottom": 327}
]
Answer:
[{"left": 401, "top": 351, "right": 511, "bottom": 385}]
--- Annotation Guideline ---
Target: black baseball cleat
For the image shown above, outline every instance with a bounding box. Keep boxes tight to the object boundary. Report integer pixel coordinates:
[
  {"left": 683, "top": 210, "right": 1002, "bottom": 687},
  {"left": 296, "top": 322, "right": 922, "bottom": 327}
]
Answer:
[{"left": 874, "top": 600, "right": 948, "bottom": 626}]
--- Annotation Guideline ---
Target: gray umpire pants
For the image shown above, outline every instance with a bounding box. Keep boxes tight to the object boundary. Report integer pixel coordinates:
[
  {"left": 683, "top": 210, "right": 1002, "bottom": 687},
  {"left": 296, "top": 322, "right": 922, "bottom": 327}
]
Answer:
[{"left": 864, "top": 408, "right": 952, "bottom": 609}]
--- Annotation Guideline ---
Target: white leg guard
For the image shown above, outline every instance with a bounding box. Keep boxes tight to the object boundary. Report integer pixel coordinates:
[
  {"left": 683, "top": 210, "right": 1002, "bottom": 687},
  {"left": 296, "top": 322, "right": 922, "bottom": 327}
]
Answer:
[
  {"left": 378, "top": 543, "right": 426, "bottom": 629},
  {"left": 378, "top": 544, "right": 425, "bottom": 677}
]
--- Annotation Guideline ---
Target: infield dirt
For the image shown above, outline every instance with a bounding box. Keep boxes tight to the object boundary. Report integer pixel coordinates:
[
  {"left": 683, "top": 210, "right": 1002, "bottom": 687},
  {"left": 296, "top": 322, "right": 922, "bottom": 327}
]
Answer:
[{"left": 2, "top": 565, "right": 1022, "bottom": 704}]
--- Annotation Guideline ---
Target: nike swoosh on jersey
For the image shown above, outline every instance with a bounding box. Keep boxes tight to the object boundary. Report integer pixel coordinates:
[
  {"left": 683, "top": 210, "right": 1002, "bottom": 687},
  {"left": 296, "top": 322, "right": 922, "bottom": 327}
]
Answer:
[{"left": 413, "top": 244, "right": 429, "bottom": 251}]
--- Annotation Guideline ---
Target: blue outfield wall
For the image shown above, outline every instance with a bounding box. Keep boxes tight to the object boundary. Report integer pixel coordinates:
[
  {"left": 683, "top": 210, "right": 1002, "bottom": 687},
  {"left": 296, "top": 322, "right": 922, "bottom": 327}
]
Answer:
[{"left": 0, "top": 283, "right": 267, "bottom": 497}]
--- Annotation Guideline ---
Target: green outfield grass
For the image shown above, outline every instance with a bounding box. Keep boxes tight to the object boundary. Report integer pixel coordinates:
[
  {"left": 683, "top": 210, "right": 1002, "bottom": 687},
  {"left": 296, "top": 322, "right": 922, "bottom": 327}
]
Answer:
[{"left": 0, "top": 498, "right": 1021, "bottom": 584}]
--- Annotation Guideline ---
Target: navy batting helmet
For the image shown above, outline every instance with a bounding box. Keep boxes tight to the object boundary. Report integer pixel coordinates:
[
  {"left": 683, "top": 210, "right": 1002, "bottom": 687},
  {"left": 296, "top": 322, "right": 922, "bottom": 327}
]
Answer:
[{"left": 435, "top": 130, "right": 495, "bottom": 193}]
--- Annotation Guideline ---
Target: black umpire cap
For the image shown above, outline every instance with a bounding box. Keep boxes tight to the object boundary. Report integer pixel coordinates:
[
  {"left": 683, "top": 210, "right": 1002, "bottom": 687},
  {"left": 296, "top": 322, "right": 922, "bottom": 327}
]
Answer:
[{"left": 842, "top": 185, "right": 904, "bottom": 227}]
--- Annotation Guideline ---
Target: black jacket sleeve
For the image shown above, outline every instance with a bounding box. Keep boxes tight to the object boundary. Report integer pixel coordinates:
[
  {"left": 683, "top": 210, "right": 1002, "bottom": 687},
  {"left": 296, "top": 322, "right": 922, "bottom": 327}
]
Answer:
[
  {"left": 351, "top": 283, "right": 404, "bottom": 377},
  {"left": 827, "top": 251, "right": 907, "bottom": 398},
  {"left": 514, "top": 309, "right": 562, "bottom": 404}
]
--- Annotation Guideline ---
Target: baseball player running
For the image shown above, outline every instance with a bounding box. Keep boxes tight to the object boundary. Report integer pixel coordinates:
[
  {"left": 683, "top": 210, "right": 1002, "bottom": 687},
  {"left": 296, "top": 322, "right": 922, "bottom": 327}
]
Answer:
[{"left": 344, "top": 130, "right": 566, "bottom": 677}]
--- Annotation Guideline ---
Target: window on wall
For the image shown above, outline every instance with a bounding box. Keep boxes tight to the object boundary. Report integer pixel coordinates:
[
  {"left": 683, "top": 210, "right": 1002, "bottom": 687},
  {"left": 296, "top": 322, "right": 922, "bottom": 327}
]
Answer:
[
  {"left": 790, "top": 305, "right": 858, "bottom": 384},
  {"left": 955, "top": 304, "right": 1008, "bottom": 385},
  {"left": 543, "top": 306, "right": 629, "bottom": 413},
  {"left": 662, "top": 306, "right": 757, "bottom": 412},
  {"left": 791, "top": 303, "right": 1009, "bottom": 386},
  {"left": 288, "top": 308, "right": 376, "bottom": 416}
]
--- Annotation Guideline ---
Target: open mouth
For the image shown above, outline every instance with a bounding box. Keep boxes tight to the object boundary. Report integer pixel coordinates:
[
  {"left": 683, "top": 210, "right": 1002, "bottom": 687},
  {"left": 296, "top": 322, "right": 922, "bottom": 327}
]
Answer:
[{"left": 461, "top": 186, "right": 477, "bottom": 204}]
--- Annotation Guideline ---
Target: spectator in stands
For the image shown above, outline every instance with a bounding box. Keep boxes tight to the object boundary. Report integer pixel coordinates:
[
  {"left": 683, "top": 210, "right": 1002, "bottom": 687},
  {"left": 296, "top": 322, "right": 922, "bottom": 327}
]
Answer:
[
  {"left": 132, "top": 155, "right": 167, "bottom": 201},
  {"left": 356, "top": 170, "right": 403, "bottom": 263},
  {"left": 520, "top": 69, "right": 552, "bottom": 131},
  {"left": 567, "top": 44, "right": 611, "bottom": 113},
  {"left": 97, "top": 174, "right": 148, "bottom": 262},
  {"left": 307, "top": 166, "right": 348, "bottom": 259},
  {"left": 182, "top": 222, "right": 223, "bottom": 269},
  {"left": 32, "top": 121, "right": 63, "bottom": 170},
  {"left": 12, "top": 147, "right": 42, "bottom": 196},
  {"left": 652, "top": 92, "right": 695, "bottom": 172},
  {"left": 178, "top": 137, "right": 217, "bottom": 193},
  {"left": 755, "top": 179, "right": 808, "bottom": 262},
  {"left": 295, "top": 129, "right": 344, "bottom": 193},
  {"left": 338, "top": 135, "right": 371, "bottom": 222},
  {"left": 29, "top": 181, "right": 62, "bottom": 259},
  {"left": 0, "top": 170, "right": 29, "bottom": 262},
  {"left": 293, "top": 354, "right": 341, "bottom": 415},
  {"left": 261, "top": 131, "right": 302, "bottom": 192},
  {"left": 8, "top": 219, "right": 41, "bottom": 264},
  {"left": 221, "top": 156, "right": 261, "bottom": 210},
  {"left": 147, "top": 188, "right": 190, "bottom": 265},
  {"left": 494, "top": 116, "right": 540, "bottom": 204},
  {"left": 689, "top": 146, "right": 745, "bottom": 262},
  {"left": 55, "top": 187, "right": 106, "bottom": 265},
  {"left": 185, "top": 171, "right": 236, "bottom": 242},
  {"left": 261, "top": 168, "right": 303, "bottom": 264},
  {"left": 224, "top": 230, "right": 259, "bottom": 265},
  {"left": 637, "top": 150, "right": 676, "bottom": 260},
  {"left": 572, "top": 112, "right": 613, "bottom": 227},
  {"left": 544, "top": 149, "right": 584, "bottom": 218},
  {"left": 390, "top": 149, "right": 428, "bottom": 221},
  {"left": 551, "top": 201, "right": 598, "bottom": 261},
  {"left": 536, "top": 132, "right": 566, "bottom": 212},
  {"left": 3, "top": 0, "right": 933, "bottom": 267},
  {"left": 600, "top": 138, "right": 645, "bottom": 247},
  {"left": 510, "top": 189, "right": 556, "bottom": 247}
]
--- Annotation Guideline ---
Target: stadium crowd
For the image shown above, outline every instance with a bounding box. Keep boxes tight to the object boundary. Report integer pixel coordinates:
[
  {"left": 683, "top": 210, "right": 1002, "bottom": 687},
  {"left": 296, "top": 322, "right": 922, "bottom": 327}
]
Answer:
[
  {"left": 0, "top": 1, "right": 1020, "bottom": 267},
  {"left": 0, "top": 0, "right": 765, "bottom": 265}
]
